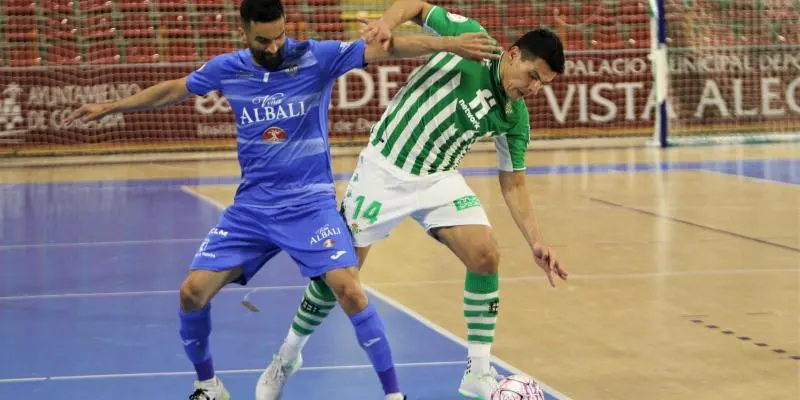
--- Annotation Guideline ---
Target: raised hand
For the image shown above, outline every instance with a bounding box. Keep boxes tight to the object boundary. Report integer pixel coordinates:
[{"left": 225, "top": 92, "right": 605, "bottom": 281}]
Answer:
[{"left": 359, "top": 18, "right": 393, "bottom": 51}]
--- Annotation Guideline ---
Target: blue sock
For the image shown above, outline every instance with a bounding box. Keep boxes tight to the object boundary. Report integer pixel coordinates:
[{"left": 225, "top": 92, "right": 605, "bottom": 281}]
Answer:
[
  {"left": 349, "top": 303, "right": 400, "bottom": 395},
  {"left": 179, "top": 304, "right": 215, "bottom": 381}
]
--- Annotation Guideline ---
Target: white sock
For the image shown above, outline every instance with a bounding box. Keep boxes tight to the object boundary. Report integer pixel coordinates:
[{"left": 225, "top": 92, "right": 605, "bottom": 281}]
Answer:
[
  {"left": 278, "top": 328, "right": 310, "bottom": 361},
  {"left": 467, "top": 342, "right": 492, "bottom": 375}
]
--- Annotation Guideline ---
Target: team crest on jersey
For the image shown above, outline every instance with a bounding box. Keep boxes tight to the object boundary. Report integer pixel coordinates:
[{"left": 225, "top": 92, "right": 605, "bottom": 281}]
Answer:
[
  {"left": 262, "top": 126, "right": 288, "bottom": 143},
  {"left": 323, "top": 239, "right": 335, "bottom": 248},
  {"left": 446, "top": 12, "right": 468, "bottom": 22}
]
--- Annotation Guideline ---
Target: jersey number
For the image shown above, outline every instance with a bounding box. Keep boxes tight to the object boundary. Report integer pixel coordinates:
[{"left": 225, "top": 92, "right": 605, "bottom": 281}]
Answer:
[{"left": 352, "top": 195, "right": 382, "bottom": 224}]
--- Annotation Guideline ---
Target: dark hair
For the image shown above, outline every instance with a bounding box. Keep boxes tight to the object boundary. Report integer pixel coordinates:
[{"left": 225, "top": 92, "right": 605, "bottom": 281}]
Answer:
[
  {"left": 240, "top": 0, "right": 284, "bottom": 26},
  {"left": 513, "top": 29, "right": 565, "bottom": 74}
]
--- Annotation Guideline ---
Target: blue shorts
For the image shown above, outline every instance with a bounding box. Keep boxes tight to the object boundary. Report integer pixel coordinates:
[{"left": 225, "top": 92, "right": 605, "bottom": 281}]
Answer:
[{"left": 189, "top": 201, "right": 359, "bottom": 285}]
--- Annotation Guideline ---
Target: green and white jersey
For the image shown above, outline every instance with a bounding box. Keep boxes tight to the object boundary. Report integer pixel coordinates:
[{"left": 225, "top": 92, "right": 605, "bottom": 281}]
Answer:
[{"left": 368, "top": 5, "right": 531, "bottom": 176}]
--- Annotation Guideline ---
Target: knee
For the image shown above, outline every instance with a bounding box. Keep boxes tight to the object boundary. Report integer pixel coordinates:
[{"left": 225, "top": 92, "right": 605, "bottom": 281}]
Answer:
[
  {"left": 333, "top": 281, "right": 368, "bottom": 315},
  {"left": 468, "top": 244, "right": 500, "bottom": 274},
  {"left": 180, "top": 278, "right": 210, "bottom": 312}
]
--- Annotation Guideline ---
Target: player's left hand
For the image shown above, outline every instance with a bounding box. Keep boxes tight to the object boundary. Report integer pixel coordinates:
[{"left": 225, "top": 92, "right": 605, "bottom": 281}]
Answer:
[
  {"left": 359, "top": 18, "right": 392, "bottom": 51},
  {"left": 532, "top": 242, "right": 568, "bottom": 288}
]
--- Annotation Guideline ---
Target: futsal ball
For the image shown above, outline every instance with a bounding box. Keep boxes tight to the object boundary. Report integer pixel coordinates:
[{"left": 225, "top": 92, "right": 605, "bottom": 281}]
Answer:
[{"left": 491, "top": 374, "right": 546, "bottom": 400}]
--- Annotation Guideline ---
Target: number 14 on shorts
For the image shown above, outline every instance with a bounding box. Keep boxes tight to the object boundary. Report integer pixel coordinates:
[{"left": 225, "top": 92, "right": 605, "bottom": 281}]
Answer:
[{"left": 351, "top": 195, "right": 382, "bottom": 224}]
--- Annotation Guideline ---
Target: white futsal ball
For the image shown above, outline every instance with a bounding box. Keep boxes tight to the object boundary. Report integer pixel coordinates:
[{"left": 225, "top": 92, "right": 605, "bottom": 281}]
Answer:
[{"left": 491, "top": 374, "right": 546, "bottom": 400}]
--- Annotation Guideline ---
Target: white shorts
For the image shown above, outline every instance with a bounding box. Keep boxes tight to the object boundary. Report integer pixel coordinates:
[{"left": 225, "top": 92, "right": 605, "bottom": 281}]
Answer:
[{"left": 341, "top": 146, "right": 491, "bottom": 247}]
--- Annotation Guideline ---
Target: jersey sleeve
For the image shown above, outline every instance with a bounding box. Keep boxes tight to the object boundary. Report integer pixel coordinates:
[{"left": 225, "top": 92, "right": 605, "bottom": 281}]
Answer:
[
  {"left": 186, "top": 54, "right": 227, "bottom": 96},
  {"left": 423, "top": 5, "right": 486, "bottom": 37},
  {"left": 316, "top": 39, "right": 367, "bottom": 80},
  {"left": 494, "top": 104, "right": 530, "bottom": 172}
]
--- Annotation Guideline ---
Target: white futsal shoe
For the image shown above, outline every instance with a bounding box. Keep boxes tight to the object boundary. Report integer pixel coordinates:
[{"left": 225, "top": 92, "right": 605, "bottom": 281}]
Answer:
[
  {"left": 255, "top": 353, "right": 303, "bottom": 400},
  {"left": 458, "top": 365, "right": 502, "bottom": 399}
]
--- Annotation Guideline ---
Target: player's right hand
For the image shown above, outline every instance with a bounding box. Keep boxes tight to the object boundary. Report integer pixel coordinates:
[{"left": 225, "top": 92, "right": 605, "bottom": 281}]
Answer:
[
  {"left": 447, "top": 32, "right": 502, "bottom": 61},
  {"left": 63, "top": 103, "right": 114, "bottom": 126}
]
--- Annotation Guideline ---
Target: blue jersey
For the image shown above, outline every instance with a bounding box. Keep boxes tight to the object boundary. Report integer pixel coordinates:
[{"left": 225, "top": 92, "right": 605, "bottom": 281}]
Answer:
[{"left": 186, "top": 38, "right": 367, "bottom": 208}]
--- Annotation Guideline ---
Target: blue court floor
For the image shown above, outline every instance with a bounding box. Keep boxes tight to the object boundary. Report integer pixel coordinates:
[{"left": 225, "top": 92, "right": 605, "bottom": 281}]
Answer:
[{"left": 1, "top": 156, "right": 797, "bottom": 400}]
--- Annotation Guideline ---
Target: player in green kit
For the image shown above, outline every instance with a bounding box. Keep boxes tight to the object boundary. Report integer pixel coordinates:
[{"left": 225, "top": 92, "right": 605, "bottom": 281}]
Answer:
[{"left": 262, "top": 1, "right": 569, "bottom": 399}]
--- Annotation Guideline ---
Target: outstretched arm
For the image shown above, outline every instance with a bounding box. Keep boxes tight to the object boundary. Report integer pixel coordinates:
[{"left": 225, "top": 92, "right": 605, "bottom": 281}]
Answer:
[
  {"left": 499, "top": 171, "right": 544, "bottom": 245},
  {"left": 64, "top": 77, "right": 191, "bottom": 124},
  {"left": 360, "top": 0, "right": 499, "bottom": 61},
  {"left": 364, "top": 32, "right": 500, "bottom": 62},
  {"left": 499, "top": 170, "right": 568, "bottom": 287}
]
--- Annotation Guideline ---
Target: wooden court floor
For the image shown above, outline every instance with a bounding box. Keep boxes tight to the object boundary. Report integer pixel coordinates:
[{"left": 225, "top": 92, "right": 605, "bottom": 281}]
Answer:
[{"left": 2, "top": 142, "right": 798, "bottom": 399}]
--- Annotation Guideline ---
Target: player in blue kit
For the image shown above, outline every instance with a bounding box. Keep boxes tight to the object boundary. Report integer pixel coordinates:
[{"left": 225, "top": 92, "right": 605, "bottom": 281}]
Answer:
[{"left": 65, "top": 0, "right": 501, "bottom": 399}]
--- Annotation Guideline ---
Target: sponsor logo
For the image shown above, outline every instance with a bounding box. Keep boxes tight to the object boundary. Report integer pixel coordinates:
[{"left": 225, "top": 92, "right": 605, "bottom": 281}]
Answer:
[
  {"left": 454, "top": 195, "right": 481, "bottom": 211},
  {"left": 362, "top": 337, "right": 382, "bottom": 347},
  {"left": 310, "top": 224, "right": 342, "bottom": 245},
  {"left": 339, "top": 41, "right": 353, "bottom": 53},
  {"left": 261, "top": 126, "right": 288, "bottom": 143},
  {"left": 239, "top": 92, "right": 307, "bottom": 125},
  {"left": 209, "top": 228, "right": 229, "bottom": 237},
  {"left": 0, "top": 83, "right": 26, "bottom": 137},
  {"left": 446, "top": 12, "right": 468, "bottom": 23},
  {"left": 197, "top": 124, "right": 236, "bottom": 137}
]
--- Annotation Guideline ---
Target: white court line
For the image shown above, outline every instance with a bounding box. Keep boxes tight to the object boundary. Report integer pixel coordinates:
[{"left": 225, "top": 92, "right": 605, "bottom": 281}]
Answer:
[
  {"left": 0, "top": 285, "right": 305, "bottom": 301},
  {"left": 2, "top": 268, "right": 796, "bottom": 301},
  {"left": 0, "top": 361, "right": 464, "bottom": 384},
  {"left": 0, "top": 238, "right": 203, "bottom": 251},
  {"left": 0, "top": 377, "right": 47, "bottom": 383},
  {"left": 180, "top": 185, "right": 230, "bottom": 209}
]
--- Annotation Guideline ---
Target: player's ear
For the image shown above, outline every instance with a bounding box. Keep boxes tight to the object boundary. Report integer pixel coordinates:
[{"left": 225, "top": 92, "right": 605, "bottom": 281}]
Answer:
[{"left": 507, "top": 45, "right": 521, "bottom": 61}]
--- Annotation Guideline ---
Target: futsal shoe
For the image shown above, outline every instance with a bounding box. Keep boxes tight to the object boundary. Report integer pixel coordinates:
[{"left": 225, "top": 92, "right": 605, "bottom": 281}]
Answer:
[
  {"left": 385, "top": 393, "right": 408, "bottom": 400},
  {"left": 458, "top": 367, "right": 501, "bottom": 399},
  {"left": 255, "top": 353, "right": 303, "bottom": 400},
  {"left": 189, "top": 376, "right": 230, "bottom": 400}
]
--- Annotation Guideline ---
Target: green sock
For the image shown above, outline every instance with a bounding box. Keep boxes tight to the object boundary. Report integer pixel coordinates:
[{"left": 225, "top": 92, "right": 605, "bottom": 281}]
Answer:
[
  {"left": 292, "top": 279, "right": 336, "bottom": 336},
  {"left": 463, "top": 271, "right": 499, "bottom": 375},
  {"left": 279, "top": 279, "right": 336, "bottom": 361}
]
